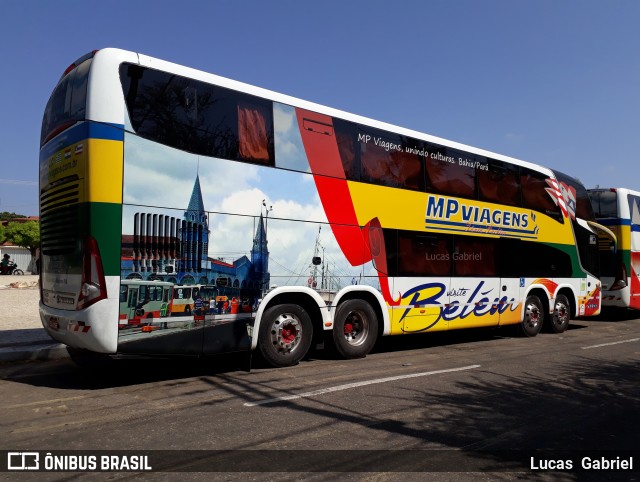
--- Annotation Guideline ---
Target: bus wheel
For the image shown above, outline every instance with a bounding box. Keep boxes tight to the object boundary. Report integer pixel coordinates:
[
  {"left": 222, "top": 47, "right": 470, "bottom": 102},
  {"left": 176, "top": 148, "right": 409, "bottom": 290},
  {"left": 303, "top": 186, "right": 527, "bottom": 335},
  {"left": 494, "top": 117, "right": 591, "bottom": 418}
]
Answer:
[
  {"left": 258, "top": 304, "right": 313, "bottom": 368},
  {"left": 332, "top": 299, "right": 378, "bottom": 359},
  {"left": 520, "top": 295, "right": 544, "bottom": 337},
  {"left": 547, "top": 294, "right": 571, "bottom": 333}
]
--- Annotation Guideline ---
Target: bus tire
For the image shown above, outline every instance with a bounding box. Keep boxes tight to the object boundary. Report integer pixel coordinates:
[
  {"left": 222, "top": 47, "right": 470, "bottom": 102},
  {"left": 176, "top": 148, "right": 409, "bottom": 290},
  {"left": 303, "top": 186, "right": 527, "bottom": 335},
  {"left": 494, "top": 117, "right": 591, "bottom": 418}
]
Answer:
[
  {"left": 332, "top": 299, "right": 378, "bottom": 359},
  {"left": 520, "top": 295, "right": 544, "bottom": 337},
  {"left": 258, "top": 304, "right": 313, "bottom": 368},
  {"left": 547, "top": 294, "right": 571, "bottom": 333}
]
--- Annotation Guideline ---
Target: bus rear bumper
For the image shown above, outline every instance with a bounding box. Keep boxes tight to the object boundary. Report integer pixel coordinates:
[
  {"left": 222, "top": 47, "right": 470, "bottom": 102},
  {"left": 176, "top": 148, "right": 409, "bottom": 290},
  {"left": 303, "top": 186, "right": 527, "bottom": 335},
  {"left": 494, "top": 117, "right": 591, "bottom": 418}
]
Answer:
[
  {"left": 39, "top": 299, "right": 119, "bottom": 353},
  {"left": 601, "top": 289, "right": 630, "bottom": 308}
]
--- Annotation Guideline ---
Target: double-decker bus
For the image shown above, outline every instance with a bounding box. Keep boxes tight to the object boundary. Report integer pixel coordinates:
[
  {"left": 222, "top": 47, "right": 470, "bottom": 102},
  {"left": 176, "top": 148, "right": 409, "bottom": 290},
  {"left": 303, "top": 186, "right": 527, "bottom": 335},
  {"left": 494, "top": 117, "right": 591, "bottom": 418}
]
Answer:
[
  {"left": 588, "top": 188, "right": 640, "bottom": 310},
  {"left": 119, "top": 279, "right": 173, "bottom": 328},
  {"left": 39, "top": 48, "right": 609, "bottom": 367}
]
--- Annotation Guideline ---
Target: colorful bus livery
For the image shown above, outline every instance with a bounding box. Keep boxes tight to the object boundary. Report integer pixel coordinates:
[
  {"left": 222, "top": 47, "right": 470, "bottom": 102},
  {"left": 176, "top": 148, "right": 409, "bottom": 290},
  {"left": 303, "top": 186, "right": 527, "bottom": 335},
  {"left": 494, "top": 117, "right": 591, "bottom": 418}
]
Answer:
[
  {"left": 424, "top": 195, "right": 536, "bottom": 238},
  {"left": 39, "top": 49, "right": 609, "bottom": 367},
  {"left": 589, "top": 188, "right": 640, "bottom": 309}
]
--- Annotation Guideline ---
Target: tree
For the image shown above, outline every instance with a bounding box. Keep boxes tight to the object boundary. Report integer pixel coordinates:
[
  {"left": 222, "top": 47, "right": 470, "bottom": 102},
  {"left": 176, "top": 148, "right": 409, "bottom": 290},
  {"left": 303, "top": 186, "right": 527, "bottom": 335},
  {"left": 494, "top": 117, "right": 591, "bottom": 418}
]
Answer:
[
  {"left": 5, "top": 221, "right": 40, "bottom": 259},
  {"left": 0, "top": 223, "right": 5, "bottom": 244},
  {"left": 0, "top": 212, "right": 27, "bottom": 221}
]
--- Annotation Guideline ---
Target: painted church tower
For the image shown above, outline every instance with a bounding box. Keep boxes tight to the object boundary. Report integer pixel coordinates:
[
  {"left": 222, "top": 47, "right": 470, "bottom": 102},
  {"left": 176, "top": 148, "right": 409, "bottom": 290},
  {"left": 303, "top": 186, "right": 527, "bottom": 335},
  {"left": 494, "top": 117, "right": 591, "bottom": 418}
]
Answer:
[
  {"left": 181, "top": 175, "right": 209, "bottom": 272},
  {"left": 251, "top": 214, "right": 270, "bottom": 291}
]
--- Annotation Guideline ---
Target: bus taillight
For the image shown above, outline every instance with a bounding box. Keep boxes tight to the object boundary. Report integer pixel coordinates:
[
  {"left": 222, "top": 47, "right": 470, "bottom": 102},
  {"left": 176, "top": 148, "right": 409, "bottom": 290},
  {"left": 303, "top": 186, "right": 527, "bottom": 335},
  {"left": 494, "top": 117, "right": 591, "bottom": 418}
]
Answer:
[{"left": 77, "top": 236, "right": 107, "bottom": 309}]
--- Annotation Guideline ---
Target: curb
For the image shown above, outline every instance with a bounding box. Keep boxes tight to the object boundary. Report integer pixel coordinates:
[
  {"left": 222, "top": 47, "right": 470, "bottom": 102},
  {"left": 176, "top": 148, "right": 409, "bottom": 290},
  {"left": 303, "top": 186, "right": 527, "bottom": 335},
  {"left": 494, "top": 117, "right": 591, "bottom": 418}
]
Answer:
[{"left": 0, "top": 343, "right": 69, "bottom": 363}]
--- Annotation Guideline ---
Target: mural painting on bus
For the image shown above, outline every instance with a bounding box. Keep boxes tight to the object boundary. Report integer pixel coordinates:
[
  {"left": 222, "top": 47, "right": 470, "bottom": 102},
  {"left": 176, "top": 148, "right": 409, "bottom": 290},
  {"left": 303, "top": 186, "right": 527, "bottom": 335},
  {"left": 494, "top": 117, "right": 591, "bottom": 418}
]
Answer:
[
  {"left": 119, "top": 134, "right": 273, "bottom": 334},
  {"left": 119, "top": 114, "right": 379, "bottom": 336},
  {"left": 293, "top": 107, "right": 580, "bottom": 332}
]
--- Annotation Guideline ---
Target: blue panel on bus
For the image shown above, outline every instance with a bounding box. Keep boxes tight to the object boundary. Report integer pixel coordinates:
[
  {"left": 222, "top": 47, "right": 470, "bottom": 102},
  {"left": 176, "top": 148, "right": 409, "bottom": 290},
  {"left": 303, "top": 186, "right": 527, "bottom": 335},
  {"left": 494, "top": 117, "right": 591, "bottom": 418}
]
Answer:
[
  {"left": 41, "top": 122, "right": 125, "bottom": 159},
  {"left": 597, "top": 218, "right": 630, "bottom": 226}
]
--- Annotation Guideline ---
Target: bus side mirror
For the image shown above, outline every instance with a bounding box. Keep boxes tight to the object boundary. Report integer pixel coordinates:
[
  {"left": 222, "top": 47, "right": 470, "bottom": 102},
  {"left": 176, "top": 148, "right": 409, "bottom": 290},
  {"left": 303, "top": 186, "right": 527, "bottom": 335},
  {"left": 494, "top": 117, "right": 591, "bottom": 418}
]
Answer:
[{"left": 312, "top": 257, "right": 321, "bottom": 266}]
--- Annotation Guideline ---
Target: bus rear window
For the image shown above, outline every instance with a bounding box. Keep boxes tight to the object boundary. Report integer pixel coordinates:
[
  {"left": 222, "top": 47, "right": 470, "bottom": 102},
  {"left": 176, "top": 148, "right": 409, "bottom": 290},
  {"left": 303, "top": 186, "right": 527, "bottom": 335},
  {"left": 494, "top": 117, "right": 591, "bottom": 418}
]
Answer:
[{"left": 41, "top": 58, "right": 91, "bottom": 146}]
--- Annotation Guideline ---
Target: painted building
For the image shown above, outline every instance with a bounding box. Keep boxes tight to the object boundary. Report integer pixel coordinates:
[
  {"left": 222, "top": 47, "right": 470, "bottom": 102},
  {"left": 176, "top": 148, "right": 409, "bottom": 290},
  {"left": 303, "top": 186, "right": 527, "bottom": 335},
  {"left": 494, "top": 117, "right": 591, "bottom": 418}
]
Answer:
[{"left": 121, "top": 175, "right": 270, "bottom": 300}]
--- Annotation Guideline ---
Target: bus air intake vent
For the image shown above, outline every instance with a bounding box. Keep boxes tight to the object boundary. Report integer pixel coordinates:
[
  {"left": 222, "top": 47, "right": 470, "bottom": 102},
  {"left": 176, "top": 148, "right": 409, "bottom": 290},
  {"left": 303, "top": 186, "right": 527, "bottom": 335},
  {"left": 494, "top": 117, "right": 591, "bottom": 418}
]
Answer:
[{"left": 40, "top": 181, "right": 81, "bottom": 255}]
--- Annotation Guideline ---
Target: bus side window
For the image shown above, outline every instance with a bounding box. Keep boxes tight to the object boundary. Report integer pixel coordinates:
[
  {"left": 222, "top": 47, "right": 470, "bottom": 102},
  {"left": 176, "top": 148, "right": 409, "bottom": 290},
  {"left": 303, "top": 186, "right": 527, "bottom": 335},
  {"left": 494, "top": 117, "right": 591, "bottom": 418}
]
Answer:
[
  {"left": 333, "top": 119, "right": 359, "bottom": 181},
  {"left": 478, "top": 159, "right": 521, "bottom": 206},
  {"left": 396, "top": 231, "right": 452, "bottom": 277},
  {"left": 119, "top": 285, "right": 127, "bottom": 303},
  {"left": 238, "top": 101, "right": 274, "bottom": 165},
  {"left": 359, "top": 129, "right": 423, "bottom": 191},
  {"left": 497, "top": 239, "right": 523, "bottom": 277},
  {"left": 426, "top": 147, "right": 475, "bottom": 199},
  {"left": 521, "top": 168, "right": 563, "bottom": 221},
  {"left": 500, "top": 238, "right": 572, "bottom": 277},
  {"left": 120, "top": 64, "right": 274, "bottom": 167},
  {"left": 453, "top": 236, "right": 497, "bottom": 277}
]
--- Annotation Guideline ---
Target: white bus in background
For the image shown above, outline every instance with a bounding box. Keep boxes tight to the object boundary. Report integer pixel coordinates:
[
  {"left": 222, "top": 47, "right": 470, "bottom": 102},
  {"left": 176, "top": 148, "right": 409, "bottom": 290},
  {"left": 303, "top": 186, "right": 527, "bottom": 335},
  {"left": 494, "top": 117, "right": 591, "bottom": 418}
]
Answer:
[{"left": 589, "top": 187, "right": 640, "bottom": 310}]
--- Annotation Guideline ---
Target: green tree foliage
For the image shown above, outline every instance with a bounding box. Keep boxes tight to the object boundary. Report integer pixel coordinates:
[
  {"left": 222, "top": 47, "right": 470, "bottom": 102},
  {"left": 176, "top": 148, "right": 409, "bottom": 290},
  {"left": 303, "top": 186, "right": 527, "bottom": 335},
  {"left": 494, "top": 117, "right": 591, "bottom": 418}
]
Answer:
[
  {"left": 4, "top": 221, "right": 40, "bottom": 257},
  {"left": 0, "top": 212, "right": 27, "bottom": 221},
  {"left": 0, "top": 223, "right": 5, "bottom": 244}
]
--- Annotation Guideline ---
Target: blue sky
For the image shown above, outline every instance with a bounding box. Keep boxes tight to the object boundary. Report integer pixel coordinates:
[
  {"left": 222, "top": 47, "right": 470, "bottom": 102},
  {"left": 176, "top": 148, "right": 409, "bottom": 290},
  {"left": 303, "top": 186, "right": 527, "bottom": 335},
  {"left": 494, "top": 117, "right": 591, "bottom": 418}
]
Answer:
[{"left": 1, "top": 0, "right": 638, "bottom": 216}]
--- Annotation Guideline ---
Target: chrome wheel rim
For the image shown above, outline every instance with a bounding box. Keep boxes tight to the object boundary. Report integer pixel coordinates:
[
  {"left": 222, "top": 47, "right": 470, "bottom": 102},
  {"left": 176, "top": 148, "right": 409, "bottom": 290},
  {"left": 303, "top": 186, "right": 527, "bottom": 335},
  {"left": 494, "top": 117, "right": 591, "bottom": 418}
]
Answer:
[
  {"left": 553, "top": 301, "right": 569, "bottom": 328},
  {"left": 524, "top": 302, "right": 541, "bottom": 330},
  {"left": 343, "top": 309, "right": 370, "bottom": 347},
  {"left": 269, "top": 313, "right": 302, "bottom": 355}
]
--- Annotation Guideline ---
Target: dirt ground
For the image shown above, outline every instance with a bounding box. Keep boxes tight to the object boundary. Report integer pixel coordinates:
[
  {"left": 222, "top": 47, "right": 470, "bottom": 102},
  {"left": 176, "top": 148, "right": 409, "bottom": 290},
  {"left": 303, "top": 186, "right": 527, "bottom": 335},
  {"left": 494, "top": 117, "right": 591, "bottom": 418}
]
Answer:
[{"left": 0, "top": 275, "right": 42, "bottom": 332}]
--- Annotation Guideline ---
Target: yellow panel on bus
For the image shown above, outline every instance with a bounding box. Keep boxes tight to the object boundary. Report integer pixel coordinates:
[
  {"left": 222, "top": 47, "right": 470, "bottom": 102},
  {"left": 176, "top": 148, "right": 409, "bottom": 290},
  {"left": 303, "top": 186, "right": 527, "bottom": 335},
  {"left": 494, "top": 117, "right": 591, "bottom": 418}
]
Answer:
[
  {"left": 40, "top": 138, "right": 123, "bottom": 205},
  {"left": 348, "top": 182, "right": 575, "bottom": 245},
  {"left": 86, "top": 138, "right": 123, "bottom": 204}
]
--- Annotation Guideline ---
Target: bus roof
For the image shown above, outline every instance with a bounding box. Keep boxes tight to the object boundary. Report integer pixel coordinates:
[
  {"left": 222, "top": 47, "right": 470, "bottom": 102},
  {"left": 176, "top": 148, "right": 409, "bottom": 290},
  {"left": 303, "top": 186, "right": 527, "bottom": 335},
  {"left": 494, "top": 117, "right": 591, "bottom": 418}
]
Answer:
[{"left": 85, "top": 47, "right": 554, "bottom": 178}]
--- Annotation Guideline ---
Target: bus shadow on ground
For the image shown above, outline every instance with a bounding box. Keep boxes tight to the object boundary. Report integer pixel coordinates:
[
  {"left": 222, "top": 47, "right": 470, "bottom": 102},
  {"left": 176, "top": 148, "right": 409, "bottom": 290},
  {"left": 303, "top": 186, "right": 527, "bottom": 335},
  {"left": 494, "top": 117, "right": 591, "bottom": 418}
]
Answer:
[
  {"left": 590, "top": 308, "right": 640, "bottom": 322},
  {"left": 0, "top": 320, "right": 591, "bottom": 391}
]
